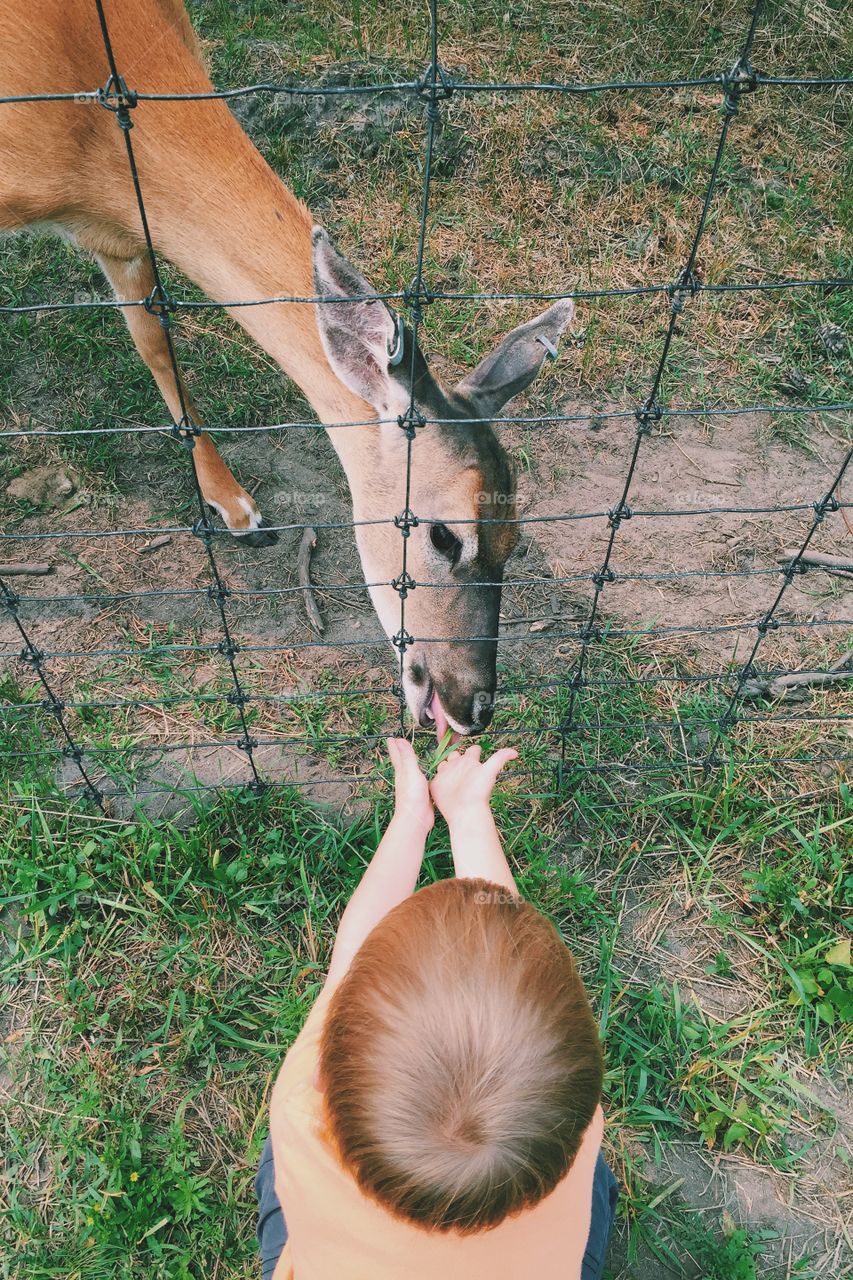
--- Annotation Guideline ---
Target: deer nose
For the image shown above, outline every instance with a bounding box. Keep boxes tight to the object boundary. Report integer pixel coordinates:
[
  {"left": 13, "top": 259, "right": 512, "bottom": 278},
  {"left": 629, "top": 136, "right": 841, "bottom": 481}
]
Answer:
[{"left": 472, "top": 689, "right": 495, "bottom": 730}]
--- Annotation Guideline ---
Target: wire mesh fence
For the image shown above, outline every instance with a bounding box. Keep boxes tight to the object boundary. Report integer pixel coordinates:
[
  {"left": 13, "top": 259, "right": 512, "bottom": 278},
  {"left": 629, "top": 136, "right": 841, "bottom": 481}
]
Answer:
[{"left": 1, "top": 0, "right": 851, "bottom": 812}]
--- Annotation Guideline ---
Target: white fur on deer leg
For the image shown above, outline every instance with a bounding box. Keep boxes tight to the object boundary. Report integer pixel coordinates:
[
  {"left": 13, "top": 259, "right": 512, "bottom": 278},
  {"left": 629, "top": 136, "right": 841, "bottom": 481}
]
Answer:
[
  {"left": 206, "top": 495, "right": 262, "bottom": 534},
  {"left": 206, "top": 498, "right": 229, "bottom": 524},
  {"left": 236, "top": 495, "right": 263, "bottom": 531}
]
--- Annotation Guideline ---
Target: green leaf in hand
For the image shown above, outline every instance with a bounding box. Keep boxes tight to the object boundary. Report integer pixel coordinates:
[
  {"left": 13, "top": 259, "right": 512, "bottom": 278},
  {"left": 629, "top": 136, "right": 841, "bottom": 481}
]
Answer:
[{"left": 429, "top": 728, "right": 458, "bottom": 773}]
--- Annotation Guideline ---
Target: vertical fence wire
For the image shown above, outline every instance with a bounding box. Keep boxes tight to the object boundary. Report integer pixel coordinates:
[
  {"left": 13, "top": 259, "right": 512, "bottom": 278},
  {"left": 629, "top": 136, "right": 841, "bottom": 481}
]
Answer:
[
  {"left": 90, "top": 0, "right": 265, "bottom": 794},
  {"left": 0, "top": 0, "right": 851, "bottom": 803},
  {"left": 0, "top": 574, "right": 104, "bottom": 805},
  {"left": 388, "top": 0, "right": 444, "bottom": 736},
  {"left": 555, "top": 0, "right": 850, "bottom": 789}
]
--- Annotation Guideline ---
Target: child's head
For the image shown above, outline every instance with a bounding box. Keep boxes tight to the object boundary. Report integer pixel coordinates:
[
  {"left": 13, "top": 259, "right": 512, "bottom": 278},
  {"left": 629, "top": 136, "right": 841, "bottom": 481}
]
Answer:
[{"left": 319, "top": 877, "right": 603, "bottom": 1233}]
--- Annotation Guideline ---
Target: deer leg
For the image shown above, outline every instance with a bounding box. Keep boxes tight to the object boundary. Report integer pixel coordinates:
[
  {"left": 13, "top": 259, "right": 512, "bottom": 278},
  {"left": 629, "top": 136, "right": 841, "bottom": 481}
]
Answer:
[{"left": 95, "top": 251, "right": 278, "bottom": 547}]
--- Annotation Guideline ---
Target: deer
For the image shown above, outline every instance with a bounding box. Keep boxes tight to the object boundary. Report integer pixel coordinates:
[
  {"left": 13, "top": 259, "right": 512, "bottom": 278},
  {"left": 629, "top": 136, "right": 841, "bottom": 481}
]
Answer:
[{"left": 0, "top": 0, "right": 573, "bottom": 739}]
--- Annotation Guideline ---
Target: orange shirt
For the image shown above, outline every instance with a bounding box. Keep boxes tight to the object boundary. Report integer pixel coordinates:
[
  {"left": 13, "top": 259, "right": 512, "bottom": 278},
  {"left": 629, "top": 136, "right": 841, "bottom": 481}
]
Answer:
[{"left": 269, "top": 991, "right": 603, "bottom": 1280}]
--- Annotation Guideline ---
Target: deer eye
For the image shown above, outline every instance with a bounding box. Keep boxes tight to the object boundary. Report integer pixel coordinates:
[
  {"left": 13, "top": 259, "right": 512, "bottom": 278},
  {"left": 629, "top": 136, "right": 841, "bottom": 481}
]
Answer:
[{"left": 429, "top": 522, "right": 462, "bottom": 564}]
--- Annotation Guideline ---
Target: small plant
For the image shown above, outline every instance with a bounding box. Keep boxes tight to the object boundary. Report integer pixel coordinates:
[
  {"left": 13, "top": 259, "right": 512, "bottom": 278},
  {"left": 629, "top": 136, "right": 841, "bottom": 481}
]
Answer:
[
  {"left": 787, "top": 938, "right": 853, "bottom": 1028},
  {"left": 697, "top": 1097, "right": 773, "bottom": 1153}
]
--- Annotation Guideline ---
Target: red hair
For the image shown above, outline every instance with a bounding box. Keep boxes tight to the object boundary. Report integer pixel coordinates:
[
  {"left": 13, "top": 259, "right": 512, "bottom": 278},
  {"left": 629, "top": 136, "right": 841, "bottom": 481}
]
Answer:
[{"left": 319, "top": 878, "right": 603, "bottom": 1233}]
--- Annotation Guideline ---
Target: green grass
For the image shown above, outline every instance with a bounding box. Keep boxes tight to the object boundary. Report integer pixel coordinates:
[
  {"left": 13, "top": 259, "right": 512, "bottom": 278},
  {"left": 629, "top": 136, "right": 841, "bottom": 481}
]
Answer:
[
  {"left": 2, "top": 749, "right": 851, "bottom": 1278},
  {"left": 3, "top": 1, "right": 853, "bottom": 1276}
]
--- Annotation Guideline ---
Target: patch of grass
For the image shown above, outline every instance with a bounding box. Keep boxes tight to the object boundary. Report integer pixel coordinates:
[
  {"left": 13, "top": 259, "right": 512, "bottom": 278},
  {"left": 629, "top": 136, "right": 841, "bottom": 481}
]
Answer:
[
  {"left": 3, "top": 684, "right": 851, "bottom": 1276},
  {"left": 3, "top": 3, "right": 853, "bottom": 1278}
]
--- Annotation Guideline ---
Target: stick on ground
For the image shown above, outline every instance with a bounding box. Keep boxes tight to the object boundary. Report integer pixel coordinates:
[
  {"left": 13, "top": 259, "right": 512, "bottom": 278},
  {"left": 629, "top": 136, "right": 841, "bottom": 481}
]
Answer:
[
  {"left": 741, "top": 650, "right": 853, "bottom": 701},
  {"left": 779, "top": 548, "right": 853, "bottom": 575},
  {"left": 298, "top": 526, "right": 324, "bottom": 635},
  {"left": 0, "top": 563, "right": 53, "bottom": 576}
]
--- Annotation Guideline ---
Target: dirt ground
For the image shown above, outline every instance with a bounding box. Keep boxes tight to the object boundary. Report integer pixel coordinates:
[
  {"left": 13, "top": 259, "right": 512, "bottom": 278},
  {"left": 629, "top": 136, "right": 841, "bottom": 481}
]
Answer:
[
  {"left": 5, "top": 403, "right": 852, "bottom": 625},
  {"left": 2, "top": 12, "right": 852, "bottom": 1270},
  {"left": 3, "top": 400, "right": 851, "bottom": 788}
]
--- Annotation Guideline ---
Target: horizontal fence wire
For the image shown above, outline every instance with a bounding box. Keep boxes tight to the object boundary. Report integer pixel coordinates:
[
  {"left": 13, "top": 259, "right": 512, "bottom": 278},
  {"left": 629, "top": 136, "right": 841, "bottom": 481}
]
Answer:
[
  {"left": 3, "top": 403, "right": 853, "bottom": 440},
  {"left": 4, "top": 277, "right": 853, "bottom": 315},
  {"left": 2, "top": 68, "right": 851, "bottom": 107},
  {"left": 1, "top": 0, "right": 852, "bottom": 809},
  {"left": 3, "top": 500, "right": 853, "bottom": 541}
]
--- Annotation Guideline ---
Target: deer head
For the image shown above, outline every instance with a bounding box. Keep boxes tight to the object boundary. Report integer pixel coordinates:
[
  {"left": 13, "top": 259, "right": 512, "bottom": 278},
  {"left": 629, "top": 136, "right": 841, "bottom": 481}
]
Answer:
[{"left": 313, "top": 228, "right": 574, "bottom": 737}]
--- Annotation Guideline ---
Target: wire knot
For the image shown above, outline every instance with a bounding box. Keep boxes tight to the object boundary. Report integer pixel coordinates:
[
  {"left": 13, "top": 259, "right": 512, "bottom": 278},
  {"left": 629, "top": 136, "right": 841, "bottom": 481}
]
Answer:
[
  {"left": 171, "top": 415, "right": 201, "bottom": 450},
  {"left": 756, "top": 615, "right": 780, "bottom": 637},
  {"left": 580, "top": 625, "right": 604, "bottom": 645},
  {"left": 608, "top": 502, "right": 632, "bottom": 530},
  {"left": 97, "top": 73, "right": 138, "bottom": 129},
  {"left": 391, "top": 628, "right": 414, "bottom": 652},
  {"left": 19, "top": 646, "right": 44, "bottom": 669},
  {"left": 397, "top": 405, "right": 426, "bottom": 439},
  {"left": 217, "top": 638, "right": 240, "bottom": 659},
  {"left": 236, "top": 734, "right": 258, "bottom": 753},
  {"left": 667, "top": 269, "right": 702, "bottom": 314},
  {"left": 592, "top": 567, "right": 616, "bottom": 589},
  {"left": 635, "top": 401, "right": 663, "bottom": 436},
  {"left": 144, "top": 286, "right": 178, "bottom": 326},
  {"left": 403, "top": 280, "right": 434, "bottom": 328},
  {"left": 391, "top": 570, "right": 417, "bottom": 598},
  {"left": 720, "top": 59, "right": 758, "bottom": 116},
  {"left": 812, "top": 495, "right": 840, "bottom": 522},
  {"left": 394, "top": 508, "right": 420, "bottom": 536},
  {"left": 207, "top": 582, "right": 230, "bottom": 607},
  {"left": 192, "top": 515, "right": 216, "bottom": 543},
  {"left": 43, "top": 696, "right": 66, "bottom": 717},
  {"left": 416, "top": 62, "right": 454, "bottom": 109},
  {"left": 780, "top": 557, "right": 808, "bottom": 584},
  {"left": 0, "top": 583, "right": 20, "bottom": 613}
]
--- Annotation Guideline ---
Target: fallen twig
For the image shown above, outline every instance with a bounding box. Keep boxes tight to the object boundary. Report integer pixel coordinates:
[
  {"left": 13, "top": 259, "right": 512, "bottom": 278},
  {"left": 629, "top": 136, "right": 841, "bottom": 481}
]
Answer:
[
  {"left": 779, "top": 547, "right": 853, "bottom": 575},
  {"left": 741, "top": 650, "right": 853, "bottom": 701},
  {"left": 0, "top": 562, "right": 52, "bottom": 577},
  {"left": 298, "top": 526, "right": 324, "bottom": 635},
  {"left": 137, "top": 535, "right": 172, "bottom": 555}
]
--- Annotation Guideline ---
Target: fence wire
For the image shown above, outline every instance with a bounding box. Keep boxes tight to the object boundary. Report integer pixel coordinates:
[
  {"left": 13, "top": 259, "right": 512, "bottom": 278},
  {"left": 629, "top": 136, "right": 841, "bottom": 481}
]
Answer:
[{"left": 1, "top": 0, "right": 851, "bottom": 811}]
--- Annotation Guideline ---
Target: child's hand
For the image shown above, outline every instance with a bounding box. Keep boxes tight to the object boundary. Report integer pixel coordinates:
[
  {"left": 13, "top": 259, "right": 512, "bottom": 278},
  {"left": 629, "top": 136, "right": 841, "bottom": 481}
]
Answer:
[
  {"left": 387, "top": 737, "right": 434, "bottom": 834},
  {"left": 429, "top": 744, "right": 518, "bottom": 827}
]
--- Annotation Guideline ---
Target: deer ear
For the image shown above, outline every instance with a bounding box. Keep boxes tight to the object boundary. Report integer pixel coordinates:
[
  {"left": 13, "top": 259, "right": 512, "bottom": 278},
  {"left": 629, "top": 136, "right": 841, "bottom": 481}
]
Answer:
[
  {"left": 455, "top": 299, "right": 574, "bottom": 420},
  {"left": 312, "top": 227, "right": 400, "bottom": 411}
]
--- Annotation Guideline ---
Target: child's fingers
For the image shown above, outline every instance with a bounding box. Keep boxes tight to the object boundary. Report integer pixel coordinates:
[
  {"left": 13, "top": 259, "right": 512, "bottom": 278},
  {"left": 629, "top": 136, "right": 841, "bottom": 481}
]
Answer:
[{"left": 481, "top": 747, "right": 518, "bottom": 781}]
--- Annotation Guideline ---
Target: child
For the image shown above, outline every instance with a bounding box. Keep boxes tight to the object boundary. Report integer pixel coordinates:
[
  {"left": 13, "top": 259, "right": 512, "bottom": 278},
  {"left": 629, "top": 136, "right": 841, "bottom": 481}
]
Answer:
[{"left": 255, "top": 740, "right": 618, "bottom": 1278}]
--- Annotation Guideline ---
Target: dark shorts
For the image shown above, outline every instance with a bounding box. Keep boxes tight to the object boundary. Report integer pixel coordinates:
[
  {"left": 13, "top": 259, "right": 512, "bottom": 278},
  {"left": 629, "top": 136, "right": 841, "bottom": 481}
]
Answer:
[{"left": 255, "top": 1133, "right": 618, "bottom": 1279}]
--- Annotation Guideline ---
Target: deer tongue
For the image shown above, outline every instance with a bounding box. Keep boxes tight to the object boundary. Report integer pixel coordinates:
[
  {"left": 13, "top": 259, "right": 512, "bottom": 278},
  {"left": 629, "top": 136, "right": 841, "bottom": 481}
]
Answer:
[
  {"left": 430, "top": 688, "right": 449, "bottom": 741},
  {"left": 429, "top": 689, "right": 461, "bottom": 745}
]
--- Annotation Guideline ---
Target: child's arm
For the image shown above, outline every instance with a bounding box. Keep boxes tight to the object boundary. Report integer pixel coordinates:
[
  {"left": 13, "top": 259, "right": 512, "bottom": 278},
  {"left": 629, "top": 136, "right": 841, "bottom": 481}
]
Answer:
[
  {"left": 324, "top": 737, "right": 433, "bottom": 991},
  {"left": 429, "top": 744, "right": 519, "bottom": 893}
]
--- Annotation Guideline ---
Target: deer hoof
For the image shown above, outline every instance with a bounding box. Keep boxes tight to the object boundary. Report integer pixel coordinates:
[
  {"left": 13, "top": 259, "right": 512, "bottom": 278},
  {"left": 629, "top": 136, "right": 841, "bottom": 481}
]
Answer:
[{"left": 230, "top": 518, "right": 279, "bottom": 548}]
